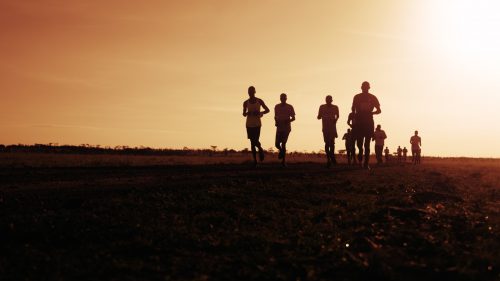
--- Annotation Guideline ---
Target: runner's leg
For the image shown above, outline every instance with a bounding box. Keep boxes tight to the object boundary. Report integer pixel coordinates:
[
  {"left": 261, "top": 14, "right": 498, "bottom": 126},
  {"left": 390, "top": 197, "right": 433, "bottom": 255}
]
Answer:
[
  {"left": 356, "top": 137, "right": 363, "bottom": 164},
  {"left": 363, "top": 136, "right": 370, "bottom": 167}
]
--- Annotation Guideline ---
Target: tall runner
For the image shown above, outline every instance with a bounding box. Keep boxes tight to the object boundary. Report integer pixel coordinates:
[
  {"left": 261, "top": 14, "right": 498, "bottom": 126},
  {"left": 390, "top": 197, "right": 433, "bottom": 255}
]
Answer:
[{"left": 351, "top": 81, "right": 381, "bottom": 169}]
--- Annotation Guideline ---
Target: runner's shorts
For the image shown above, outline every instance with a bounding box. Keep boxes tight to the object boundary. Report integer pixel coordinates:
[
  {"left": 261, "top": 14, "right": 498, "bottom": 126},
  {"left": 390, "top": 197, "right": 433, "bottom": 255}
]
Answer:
[
  {"left": 246, "top": 126, "right": 261, "bottom": 140},
  {"left": 323, "top": 130, "right": 337, "bottom": 144},
  {"left": 276, "top": 130, "right": 290, "bottom": 143},
  {"left": 352, "top": 120, "right": 374, "bottom": 139}
]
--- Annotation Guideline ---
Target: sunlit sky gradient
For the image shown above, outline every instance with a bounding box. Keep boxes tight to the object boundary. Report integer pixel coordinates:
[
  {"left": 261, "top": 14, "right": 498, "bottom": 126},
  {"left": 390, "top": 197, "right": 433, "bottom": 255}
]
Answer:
[{"left": 1, "top": 0, "right": 499, "bottom": 157}]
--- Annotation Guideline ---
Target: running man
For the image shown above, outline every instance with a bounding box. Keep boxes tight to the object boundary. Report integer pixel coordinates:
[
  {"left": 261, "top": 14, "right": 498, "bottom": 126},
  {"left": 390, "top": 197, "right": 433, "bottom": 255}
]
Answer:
[
  {"left": 372, "top": 124, "right": 387, "bottom": 164},
  {"left": 342, "top": 128, "right": 356, "bottom": 165},
  {"left": 351, "top": 81, "right": 381, "bottom": 169},
  {"left": 318, "top": 95, "right": 339, "bottom": 168},
  {"left": 402, "top": 147, "right": 408, "bottom": 162},
  {"left": 410, "top": 130, "right": 422, "bottom": 164},
  {"left": 243, "top": 86, "right": 270, "bottom": 167},
  {"left": 274, "top": 93, "right": 295, "bottom": 167},
  {"left": 384, "top": 147, "right": 390, "bottom": 162}
]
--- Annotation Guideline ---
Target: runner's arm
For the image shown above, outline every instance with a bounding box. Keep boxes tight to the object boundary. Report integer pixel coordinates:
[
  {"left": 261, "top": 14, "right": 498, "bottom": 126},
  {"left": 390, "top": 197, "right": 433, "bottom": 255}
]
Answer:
[
  {"left": 242, "top": 101, "right": 248, "bottom": 117},
  {"left": 347, "top": 113, "right": 353, "bottom": 128},
  {"left": 259, "top": 99, "right": 270, "bottom": 116},
  {"left": 373, "top": 95, "right": 382, "bottom": 115}
]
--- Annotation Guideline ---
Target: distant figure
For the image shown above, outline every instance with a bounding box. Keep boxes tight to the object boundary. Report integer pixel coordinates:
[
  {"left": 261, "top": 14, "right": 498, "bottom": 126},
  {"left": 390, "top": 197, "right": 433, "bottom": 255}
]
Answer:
[
  {"left": 384, "top": 147, "right": 390, "bottom": 162},
  {"left": 372, "top": 124, "right": 387, "bottom": 164},
  {"left": 402, "top": 147, "right": 408, "bottom": 162},
  {"left": 346, "top": 110, "right": 357, "bottom": 165},
  {"left": 342, "top": 128, "right": 356, "bottom": 165},
  {"left": 397, "top": 146, "right": 403, "bottom": 162},
  {"left": 274, "top": 93, "right": 295, "bottom": 167},
  {"left": 318, "top": 95, "right": 339, "bottom": 168},
  {"left": 351, "top": 81, "right": 381, "bottom": 169},
  {"left": 410, "top": 130, "right": 422, "bottom": 164},
  {"left": 243, "top": 86, "right": 270, "bottom": 167}
]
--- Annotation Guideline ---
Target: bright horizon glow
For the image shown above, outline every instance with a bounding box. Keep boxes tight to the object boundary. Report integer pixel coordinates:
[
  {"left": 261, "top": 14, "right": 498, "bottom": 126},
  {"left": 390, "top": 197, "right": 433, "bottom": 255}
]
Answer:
[{"left": 0, "top": 0, "right": 499, "bottom": 157}]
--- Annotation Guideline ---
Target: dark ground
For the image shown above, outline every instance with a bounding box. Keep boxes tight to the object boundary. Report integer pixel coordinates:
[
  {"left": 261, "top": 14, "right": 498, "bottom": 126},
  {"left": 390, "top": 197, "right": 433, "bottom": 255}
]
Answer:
[{"left": 0, "top": 160, "right": 499, "bottom": 280}]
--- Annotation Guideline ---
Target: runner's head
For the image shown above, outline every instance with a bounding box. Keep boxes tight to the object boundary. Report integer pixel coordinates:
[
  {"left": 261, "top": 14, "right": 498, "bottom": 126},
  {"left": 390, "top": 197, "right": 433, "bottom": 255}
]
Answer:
[
  {"left": 280, "top": 93, "right": 287, "bottom": 103},
  {"left": 414, "top": 130, "right": 418, "bottom": 135},
  {"left": 376, "top": 124, "right": 381, "bottom": 131},
  {"left": 347, "top": 128, "right": 351, "bottom": 133},
  {"left": 361, "top": 81, "right": 370, "bottom": 93},
  {"left": 248, "top": 86, "right": 256, "bottom": 98},
  {"left": 325, "top": 95, "right": 332, "bottom": 104}
]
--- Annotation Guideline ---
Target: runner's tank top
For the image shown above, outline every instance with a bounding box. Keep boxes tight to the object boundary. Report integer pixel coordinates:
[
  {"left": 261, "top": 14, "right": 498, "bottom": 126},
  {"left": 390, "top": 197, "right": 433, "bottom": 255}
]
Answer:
[{"left": 246, "top": 99, "right": 262, "bottom": 127}]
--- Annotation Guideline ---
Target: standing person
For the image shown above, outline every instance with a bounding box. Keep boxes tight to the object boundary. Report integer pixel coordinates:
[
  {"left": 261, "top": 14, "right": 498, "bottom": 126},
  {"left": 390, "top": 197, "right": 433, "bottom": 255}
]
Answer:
[
  {"left": 342, "top": 129, "right": 356, "bottom": 165},
  {"left": 402, "top": 147, "right": 408, "bottom": 162},
  {"left": 397, "top": 146, "right": 403, "bottom": 162},
  {"left": 274, "top": 93, "right": 295, "bottom": 167},
  {"left": 410, "top": 130, "right": 422, "bottom": 164},
  {"left": 351, "top": 81, "right": 381, "bottom": 169},
  {"left": 318, "top": 95, "right": 339, "bottom": 168},
  {"left": 384, "top": 147, "right": 390, "bottom": 162},
  {"left": 372, "top": 124, "right": 387, "bottom": 164},
  {"left": 243, "top": 86, "right": 270, "bottom": 167}
]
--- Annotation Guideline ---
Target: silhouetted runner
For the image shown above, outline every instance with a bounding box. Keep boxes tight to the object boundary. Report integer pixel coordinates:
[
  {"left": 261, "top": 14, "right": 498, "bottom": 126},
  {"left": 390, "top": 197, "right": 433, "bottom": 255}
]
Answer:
[
  {"left": 243, "top": 86, "right": 270, "bottom": 167},
  {"left": 397, "top": 146, "right": 402, "bottom": 162},
  {"left": 351, "top": 81, "right": 381, "bottom": 169},
  {"left": 403, "top": 147, "right": 408, "bottom": 162},
  {"left": 318, "top": 95, "right": 339, "bottom": 168},
  {"left": 372, "top": 124, "right": 387, "bottom": 164},
  {"left": 342, "top": 129, "right": 356, "bottom": 165},
  {"left": 410, "top": 130, "right": 422, "bottom": 164},
  {"left": 384, "top": 147, "right": 390, "bottom": 162},
  {"left": 346, "top": 110, "right": 357, "bottom": 165},
  {"left": 274, "top": 93, "right": 295, "bottom": 167}
]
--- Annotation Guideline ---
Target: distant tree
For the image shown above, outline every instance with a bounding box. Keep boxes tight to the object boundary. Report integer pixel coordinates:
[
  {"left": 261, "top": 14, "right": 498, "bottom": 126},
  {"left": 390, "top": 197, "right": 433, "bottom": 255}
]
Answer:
[{"left": 210, "top": 145, "right": 217, "bottom": 152}]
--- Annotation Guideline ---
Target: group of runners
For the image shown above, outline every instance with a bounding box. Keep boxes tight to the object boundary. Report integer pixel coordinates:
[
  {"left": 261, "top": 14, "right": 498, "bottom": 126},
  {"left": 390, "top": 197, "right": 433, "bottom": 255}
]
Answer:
[
  {"left": 242, "top": 81, "right": 421, "bottom": 168},
  {"left": 383, "top": 131, "right": 422, "bottom": 165}
]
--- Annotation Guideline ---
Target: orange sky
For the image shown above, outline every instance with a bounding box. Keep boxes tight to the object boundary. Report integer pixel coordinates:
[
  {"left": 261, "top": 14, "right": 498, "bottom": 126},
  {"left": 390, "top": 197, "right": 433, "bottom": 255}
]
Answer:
[{"left": 1, "top": 0, "right": 499, "bottom": 157}]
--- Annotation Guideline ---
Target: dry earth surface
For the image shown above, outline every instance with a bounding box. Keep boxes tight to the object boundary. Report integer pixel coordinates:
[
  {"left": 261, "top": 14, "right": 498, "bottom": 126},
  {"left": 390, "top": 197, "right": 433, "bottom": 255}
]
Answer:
[{"left": 0, "top": 153, "right": 499, "bottom": 280}]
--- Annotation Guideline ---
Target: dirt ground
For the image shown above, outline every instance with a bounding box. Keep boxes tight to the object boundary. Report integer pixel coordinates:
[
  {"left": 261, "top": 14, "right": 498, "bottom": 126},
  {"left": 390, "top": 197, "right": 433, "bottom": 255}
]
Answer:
[{"left": 0, "top": 154, "right": 499, "bottom": 280}]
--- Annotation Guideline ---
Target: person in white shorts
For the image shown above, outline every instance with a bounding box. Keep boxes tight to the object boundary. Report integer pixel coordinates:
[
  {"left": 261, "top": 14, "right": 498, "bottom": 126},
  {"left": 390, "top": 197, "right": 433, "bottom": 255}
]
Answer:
[{"left": 243, "top": 86, "right": 270, "bottom": 167}]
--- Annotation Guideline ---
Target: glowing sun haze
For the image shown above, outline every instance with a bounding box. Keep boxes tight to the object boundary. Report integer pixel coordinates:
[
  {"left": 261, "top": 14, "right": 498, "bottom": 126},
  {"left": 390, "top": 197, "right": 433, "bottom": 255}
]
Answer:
[{"left": 1, "top": 0, "right": 499, "bottom": 157}]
